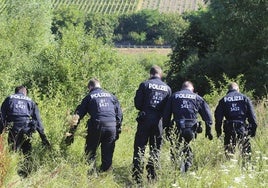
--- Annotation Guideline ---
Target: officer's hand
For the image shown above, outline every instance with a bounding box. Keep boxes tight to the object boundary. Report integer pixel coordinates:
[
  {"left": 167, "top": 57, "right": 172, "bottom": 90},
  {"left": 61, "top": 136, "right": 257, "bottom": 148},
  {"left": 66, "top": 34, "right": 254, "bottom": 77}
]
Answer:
[
  {"left": 115, "top": 127, "right": 121, "bottom": 141},
  {"left": 217, "top": 132, "right": 222, "bottom": 138},
  {"left": 42, "top": 138, "right": 51, "bottom": 147},
  {"left": 250, "top": 130, "right": 256, "bottom": 137},
  {"left": 40, "top": 133, "right": 51, "bottom": 147},
  {"left": 65, "top": 132, "right": 74, "bottom": 146},
  {"left": 205, "top": 131, "right": 213, "bottom": 140}
]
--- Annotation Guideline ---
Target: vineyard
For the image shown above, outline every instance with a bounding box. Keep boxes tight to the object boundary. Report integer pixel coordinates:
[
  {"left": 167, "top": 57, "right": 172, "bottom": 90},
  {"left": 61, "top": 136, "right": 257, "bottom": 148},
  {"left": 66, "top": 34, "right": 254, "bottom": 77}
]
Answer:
[
  {"left": 0, "top": 0, "right": 206, "bottom": 14},
  {"left": 141, "top": 0, "right": 205, "bottom": 13},
  {"left": 51, "top": 0, "right": 139, "bottom": 14}
]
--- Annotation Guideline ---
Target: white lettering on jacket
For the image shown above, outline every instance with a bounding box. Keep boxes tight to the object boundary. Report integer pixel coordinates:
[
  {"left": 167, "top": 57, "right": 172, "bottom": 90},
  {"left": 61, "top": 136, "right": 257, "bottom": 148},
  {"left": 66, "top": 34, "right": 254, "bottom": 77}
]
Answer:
[
  {"left": 148, "top": 83, "right": 168, "bottom": 91},
  {"left": 90, "top": 93, "right": 111, "bottom": 98},
  {"left": 10, "top": 94, "right": 31, "bottom": 101},
  {"left": 175, "top": 93, "right": 196, "bottom": 99},
  {"left": 224, "top": 95, "right": 244, "bottom": 102}
]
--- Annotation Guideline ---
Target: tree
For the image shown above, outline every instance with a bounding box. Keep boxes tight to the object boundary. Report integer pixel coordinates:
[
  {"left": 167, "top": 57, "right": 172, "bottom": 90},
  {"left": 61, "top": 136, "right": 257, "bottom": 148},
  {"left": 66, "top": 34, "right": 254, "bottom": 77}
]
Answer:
[
  {"left": 0, "top": 0, "right": 54, "bottom": 96},
  {"left": 84, "top": 13, "right": 119, "bottom": 45},
  {"left": 51, "top": 6, "right": 85, "bottom": 40},
  {"left": 115, "top": 9, "right": 162, "bottom": 44},
  {"left": 167, "top": 0, "right": 268, "bottom": 97}
]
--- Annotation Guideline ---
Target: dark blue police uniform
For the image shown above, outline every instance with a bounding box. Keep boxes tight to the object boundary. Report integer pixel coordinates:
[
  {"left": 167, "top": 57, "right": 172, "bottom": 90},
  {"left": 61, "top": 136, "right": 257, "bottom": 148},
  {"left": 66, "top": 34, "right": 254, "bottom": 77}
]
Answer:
[
  {"left": 1, "top": 91, "right": 49, "bottom": 177},
  {"left": 133, "top": 76, "right": 171, "bottom": 181},
  {"left": 75, "top": 87, "right": 123, "bottom": 171},
  {"left": 215, "top": 89, "right": 257, "bottom": 156},
  {"left": 163, "top": 88, "right": 213, "bottom": 172},
  {"left": 1, "top": 92, "right": 48, "bottom": 154}
]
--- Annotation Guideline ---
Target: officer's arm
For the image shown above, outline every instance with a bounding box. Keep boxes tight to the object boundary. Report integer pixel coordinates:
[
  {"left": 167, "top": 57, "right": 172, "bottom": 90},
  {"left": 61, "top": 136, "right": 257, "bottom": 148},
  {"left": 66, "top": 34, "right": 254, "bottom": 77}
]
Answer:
[
  {"left": 245, "top": 97, "right": 257, "bottom": 136},
  {"left": 32, "top": 103, "right": 45, "bottom": 134},
  {"left": 134, "top": 83, "right": 145, "bottom": 111},
  {"left": 67, "top": 96, "right": 90, "bottom": 136},
  {"left": 114, "top": 97, "right": 123, "bottom": 125},
  {"left": 0, "top": 112, "right": 3, "bottom": 134},
  {"left": 162, "top": 96, "right": 173, "bottom": 139},
  {"left": 0, "top": 98, "right": 9, "bottom": 134},
  {"left": 114, "top": 96, "right": 123, "bottom": 140},
  {"left": 215, "top": 100, "right": 224, "bottom": 137},
  {"left": 1, "top": 97, "right": 9, "bottom": 124},
  {"left": 163, "top": 96, "right": 173, "bottom": 129},
  {"left": 32, "top": 103, "right": 50, "bottom": 146},
  {"left": 198, "top": 98, "right": 213, "bottom": 125},
  {"left": 246, "top": 98, "right": 257, "bottom": 125},
  {"left": 74, "top": 96, "right": 90, "bottom": 125},
  {"left": 198, "top": 98, "right": 213, "bottom": 139}
]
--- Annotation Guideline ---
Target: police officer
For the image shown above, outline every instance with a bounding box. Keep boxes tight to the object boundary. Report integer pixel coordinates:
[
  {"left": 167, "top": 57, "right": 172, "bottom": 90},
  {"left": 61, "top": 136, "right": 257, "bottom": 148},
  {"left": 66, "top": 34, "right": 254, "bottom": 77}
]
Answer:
[
  {"left": 132, "top": 65, "right": 171, "bottom": 183},
  {"left": 0, "top": 85, "right": 50, "bottom": 177},
  {"left": 163, "top": 81, "right": 213, "bottom": 172},
  {"left": 215, "top": 82, "right": 257, "bottom": 158},
  {"left": 65, "top": 78, "right": 123, "bottom": 173}
]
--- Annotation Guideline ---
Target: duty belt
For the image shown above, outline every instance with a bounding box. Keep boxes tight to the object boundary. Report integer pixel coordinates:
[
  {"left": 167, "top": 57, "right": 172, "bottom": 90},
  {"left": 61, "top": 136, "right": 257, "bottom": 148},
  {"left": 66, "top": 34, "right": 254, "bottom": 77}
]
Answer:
[
  {"left": 176, "top": 119, "right": 197, "bottom": 129},
  {"left": 224, "top": 120, "right": 245, "bottom": 130},
  {"left": 225, "top": 120, "right": 245, "bottom": 124}
]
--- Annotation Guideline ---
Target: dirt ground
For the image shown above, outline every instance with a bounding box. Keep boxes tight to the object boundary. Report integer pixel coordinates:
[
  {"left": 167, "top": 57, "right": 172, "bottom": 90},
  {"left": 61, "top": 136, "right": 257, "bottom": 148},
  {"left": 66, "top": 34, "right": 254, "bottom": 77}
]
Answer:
[{"left": 116, "top": 47, "right": 172, "bottom": 55}]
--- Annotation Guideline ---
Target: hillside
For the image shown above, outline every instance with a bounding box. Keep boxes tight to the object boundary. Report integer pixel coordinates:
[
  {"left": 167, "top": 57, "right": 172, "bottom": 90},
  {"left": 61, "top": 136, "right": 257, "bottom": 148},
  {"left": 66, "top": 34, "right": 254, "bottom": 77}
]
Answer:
[
  {"left": 140, "top": 0, "right": 205, "bottom": 13},
  {"left": 0, "top": 0, "right": 206, "bottom": 14}
]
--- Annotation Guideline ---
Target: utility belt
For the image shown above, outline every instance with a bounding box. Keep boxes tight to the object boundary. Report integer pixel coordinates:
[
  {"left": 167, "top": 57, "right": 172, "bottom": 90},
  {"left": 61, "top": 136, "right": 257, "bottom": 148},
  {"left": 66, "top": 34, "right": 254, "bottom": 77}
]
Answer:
[
  {"left": 136, "top": 110, "right": 161, "bottom": 123},
  {"left": 88, "top": 119, "right": 116, "bottom": 129},
  {"left": 7, "top": 119, "right": 37, "bottom": 135},
  {"left": 223, "top": 120, "right": 246, "bottom": 132},
  {"left": 175, "top": 119, "right": 202, "bottom": 133}
]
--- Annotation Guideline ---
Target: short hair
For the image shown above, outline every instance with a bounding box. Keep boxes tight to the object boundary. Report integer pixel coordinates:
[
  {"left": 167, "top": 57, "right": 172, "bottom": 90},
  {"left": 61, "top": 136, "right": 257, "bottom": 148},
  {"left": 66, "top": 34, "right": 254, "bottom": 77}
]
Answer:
[
  {"left": 15, "top": 85, "right": 27, "bottom": 93},
  {"left": 88, "top": 78, "right": 101, "bottom": 88},
  {"left": 228, "top": 82, "right": 239, "bottom": 91},
  {"left": 181, "top": 81, "right": 194, "bottom": 90},
  {"left": 150, "top": 65, "right": 163, "bottom": 77}
]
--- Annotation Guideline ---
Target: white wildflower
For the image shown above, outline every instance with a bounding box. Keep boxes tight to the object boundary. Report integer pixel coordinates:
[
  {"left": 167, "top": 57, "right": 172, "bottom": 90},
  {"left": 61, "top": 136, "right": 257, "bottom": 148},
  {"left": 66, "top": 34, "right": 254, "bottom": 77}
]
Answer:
[
  {"left": 171, "top": 183, "right": 180, "bottom": 187},
  {"left": 234, "top": 175, "right": 245, "bottom": 183}
]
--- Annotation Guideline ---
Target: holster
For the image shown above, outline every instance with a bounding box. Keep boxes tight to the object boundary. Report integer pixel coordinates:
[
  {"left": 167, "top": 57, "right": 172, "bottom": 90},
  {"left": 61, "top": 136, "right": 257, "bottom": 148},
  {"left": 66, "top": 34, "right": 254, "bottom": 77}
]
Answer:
[
  {"left": 196, "top": 122, "right": 203, "bottom": 133},
  {"left": 9, "top": 121, "right": 33, "bottom": 137},
  {"left": 136, "top": 111, "right": 146, "bottom": 123},
  {"left": 27, "top": 120, "right": 37, "bottom": 134},
  {"left": 223, "top": 120, "right": 245, "bottom": 134},
  {"left": 89, "top": 119, "right": 101, "bottom": 130},
  {"left": 176, "top": 119, "right": 197, "bottom": 131}
]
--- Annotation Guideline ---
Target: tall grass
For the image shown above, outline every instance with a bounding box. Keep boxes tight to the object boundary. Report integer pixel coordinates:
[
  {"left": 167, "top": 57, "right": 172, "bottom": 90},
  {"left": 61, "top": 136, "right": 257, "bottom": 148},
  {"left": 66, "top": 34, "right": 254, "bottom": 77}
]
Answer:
[{"left": 1, "top": 62, "right": 267, "bottom": 188}]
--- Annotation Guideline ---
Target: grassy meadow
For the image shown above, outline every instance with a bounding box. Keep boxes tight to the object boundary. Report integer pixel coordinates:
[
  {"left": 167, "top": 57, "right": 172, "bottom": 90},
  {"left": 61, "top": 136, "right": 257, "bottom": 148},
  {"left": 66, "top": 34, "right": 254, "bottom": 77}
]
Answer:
[
  {"left": 0, "top": 49, "right": 267, "bottom": 188},
  {"left": 0, "top": 1, "right": 267, "bottom": 187}
]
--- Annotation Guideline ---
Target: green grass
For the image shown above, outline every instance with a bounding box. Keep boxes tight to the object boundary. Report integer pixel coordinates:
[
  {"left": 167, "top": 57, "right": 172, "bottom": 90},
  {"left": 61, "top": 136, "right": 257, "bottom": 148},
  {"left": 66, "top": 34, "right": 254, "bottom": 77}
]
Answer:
[
  {"left": 0, "top": 45, "right": 267, "bottom": 187},
  {"left": 1, "top": 89, "right": 267, "bottom": 188}
]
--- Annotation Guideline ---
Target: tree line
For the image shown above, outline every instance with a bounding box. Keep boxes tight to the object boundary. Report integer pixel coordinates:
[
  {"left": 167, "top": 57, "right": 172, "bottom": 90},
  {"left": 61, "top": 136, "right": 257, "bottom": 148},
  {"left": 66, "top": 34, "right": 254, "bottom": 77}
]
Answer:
[
  {"left": 167, "top": 0, "right": 267, "bottom": 98},
  {"left": 0, "top": 0, "right": 267, "bottom": 99}
]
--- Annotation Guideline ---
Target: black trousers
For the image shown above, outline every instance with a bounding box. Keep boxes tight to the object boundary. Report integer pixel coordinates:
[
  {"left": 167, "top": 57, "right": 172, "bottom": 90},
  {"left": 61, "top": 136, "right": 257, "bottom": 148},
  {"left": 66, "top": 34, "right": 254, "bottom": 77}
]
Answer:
[
  {"left": 132, "top": 116, "right": 162, "bottom": 181},
  {"left": 224, "top": 127, "right": 251, "bottom": 157},
  {"left": 223, "top": 120, "right": 251, "bottom": 158},
  {"left": 85, "top": 121, "right": 116, "bottom": 171},
  {"left": 170, "top": 127, "right": 194, "bottom": 172},
  {"left": 8, "top": 129, "right": 32, "bottom": 154},
  {"left": 8, "top": 129, "right": 33, "bottom": 175}
]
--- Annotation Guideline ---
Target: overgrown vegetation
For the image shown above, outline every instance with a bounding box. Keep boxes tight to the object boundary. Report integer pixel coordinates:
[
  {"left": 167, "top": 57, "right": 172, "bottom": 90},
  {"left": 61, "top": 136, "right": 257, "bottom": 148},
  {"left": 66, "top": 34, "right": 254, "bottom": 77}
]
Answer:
[
  {"left": 0, "top": 0, "right": 267, "bottom": 187},
  {"left": 51, "top": 7, "right": 189, "bottom": 46},
  {"left": 167, "top": 0, "right": 268, "bottom": 98}
]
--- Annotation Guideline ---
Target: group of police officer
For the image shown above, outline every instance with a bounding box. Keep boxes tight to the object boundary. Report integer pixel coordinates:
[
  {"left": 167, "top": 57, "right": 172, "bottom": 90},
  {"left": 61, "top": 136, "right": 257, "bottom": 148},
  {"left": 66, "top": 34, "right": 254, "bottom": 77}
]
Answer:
[{"left": 0, "top": 65, "right": 257, "bottom": 183}]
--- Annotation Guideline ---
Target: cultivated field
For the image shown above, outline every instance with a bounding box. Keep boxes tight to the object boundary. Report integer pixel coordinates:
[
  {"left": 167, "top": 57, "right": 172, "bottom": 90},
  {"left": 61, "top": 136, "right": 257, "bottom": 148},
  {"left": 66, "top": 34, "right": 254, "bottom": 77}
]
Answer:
[
  {"left": 0, "top": 0, "right": 206, "bottom": 14},
  {"left": 117, "top": 47, "right": 172, "bottom": 55}
]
